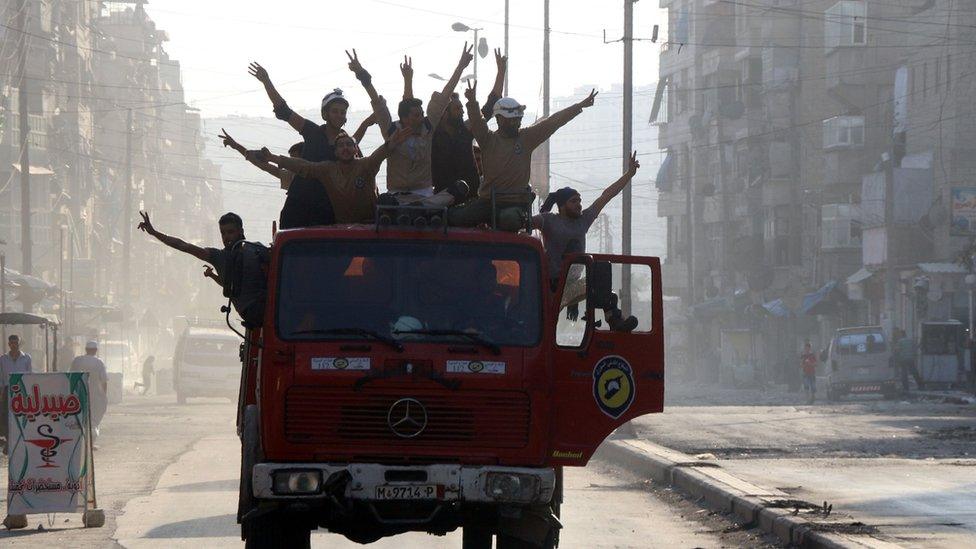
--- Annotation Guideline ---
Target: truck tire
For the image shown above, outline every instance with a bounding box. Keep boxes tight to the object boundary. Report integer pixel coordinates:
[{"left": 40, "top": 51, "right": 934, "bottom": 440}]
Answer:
[
  {"left": 462, "top": 527, "right": 493, "bottom": 549},
  {"left": 243, "top": 514, "right": 310, "bottom": 549},
  {"left": 497, "top": 532, "right": 556, "bottom": 549},
  {"left": 238, "top": 405, "right": 259, "bottom": 524}
]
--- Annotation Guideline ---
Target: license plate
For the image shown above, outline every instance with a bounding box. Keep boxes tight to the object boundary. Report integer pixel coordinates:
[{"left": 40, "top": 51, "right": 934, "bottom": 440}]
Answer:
[{"left": 375, "top": 485, "right": 439, "bottom": 500}]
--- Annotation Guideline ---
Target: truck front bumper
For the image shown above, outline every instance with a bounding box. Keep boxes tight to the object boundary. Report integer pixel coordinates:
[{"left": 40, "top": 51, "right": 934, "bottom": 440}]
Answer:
[{"left": 252, "top": 463, "right": 556, "bottom": 505}]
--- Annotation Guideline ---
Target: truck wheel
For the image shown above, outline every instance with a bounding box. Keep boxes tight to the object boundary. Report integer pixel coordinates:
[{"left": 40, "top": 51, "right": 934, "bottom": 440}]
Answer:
[
  {"left": 243, "top": 514, "right": 310, "bottom": 549},
  {"left": 462, "top": 527, "right": 493, "bottom": 549},
  {"left": 238, "top": 405, "right": 259, "bottom": 524}
]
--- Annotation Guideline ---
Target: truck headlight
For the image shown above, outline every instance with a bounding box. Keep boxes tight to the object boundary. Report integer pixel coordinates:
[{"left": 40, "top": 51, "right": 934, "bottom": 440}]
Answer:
[
  {"left": 485, "top": 472, "right": 541, "bottom": 503},
  {"left": 272, "top": 470, "right": 322, "bottom": 495}
]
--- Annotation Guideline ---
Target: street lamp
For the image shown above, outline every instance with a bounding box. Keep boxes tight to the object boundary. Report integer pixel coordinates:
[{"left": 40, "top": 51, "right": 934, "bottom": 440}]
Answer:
[{"left": 451, "top": 22, "right": 488, "bottom": 81}]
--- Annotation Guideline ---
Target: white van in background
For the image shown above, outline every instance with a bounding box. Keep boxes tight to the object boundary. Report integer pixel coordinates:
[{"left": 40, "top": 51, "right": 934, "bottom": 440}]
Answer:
[{"left": 173, "top": 327, "right": 241, "bottom": 404}]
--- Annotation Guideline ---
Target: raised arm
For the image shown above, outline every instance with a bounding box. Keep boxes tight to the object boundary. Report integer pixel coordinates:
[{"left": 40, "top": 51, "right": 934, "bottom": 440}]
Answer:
[
  {"left": 248, "top": 62, "right": 307, "bottom": 133},
  {"left": 464, "top": 80, "right": 490, "bottom": 143},
  {"left": 137, "top": 211, "right": 210, "bottom": 262},
  {"left": 525, "top": 88, "right": 597, "bottom": 148},
  {"left": 347, "top": 49, "right": 381, "bottom": 104},
  {"left": 441, "top": 43, "right": 475, "bottom": 97},
  {"left": 260, "top": 148, "right": 331, "bottom": 182},
  {"left": 400, "top": 56, "right": 414, "bottom": 100},
  {"left": 480, "top": 48, "right": 507, "bottom": 120},
  {"left": 352, "top": 113, "right": 378, "bottom": 144},
  {"left": 588, "top": 151, "right": 640, "bottom": 216},
  {"left": 219, "top": 129, "right": 283, "bottom": 179}
]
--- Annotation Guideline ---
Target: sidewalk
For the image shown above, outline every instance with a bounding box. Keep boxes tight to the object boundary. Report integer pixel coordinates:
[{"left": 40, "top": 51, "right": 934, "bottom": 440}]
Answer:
[{"left": 602, "top": 383, "right": 976, "bottom": 548}]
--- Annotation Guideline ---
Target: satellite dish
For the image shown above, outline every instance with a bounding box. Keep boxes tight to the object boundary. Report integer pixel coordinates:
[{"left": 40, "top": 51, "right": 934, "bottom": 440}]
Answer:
[{"left": 478, "top": 37, "right": 489, "bottom": 58}]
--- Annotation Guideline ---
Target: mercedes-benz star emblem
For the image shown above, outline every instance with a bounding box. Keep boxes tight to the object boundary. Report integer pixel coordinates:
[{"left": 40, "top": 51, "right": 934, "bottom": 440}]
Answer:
[{"left": 387, "top": 398, "right": 428, "bottom": 438}]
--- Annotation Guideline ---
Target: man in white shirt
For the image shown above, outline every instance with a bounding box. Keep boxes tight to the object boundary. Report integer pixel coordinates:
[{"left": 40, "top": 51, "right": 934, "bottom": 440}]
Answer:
[
  {"left": 0, "top": 334, "right": 32, "bottom": 449},
  {"left": 70, "top": 340, "right": 108, "bottom": 440}
]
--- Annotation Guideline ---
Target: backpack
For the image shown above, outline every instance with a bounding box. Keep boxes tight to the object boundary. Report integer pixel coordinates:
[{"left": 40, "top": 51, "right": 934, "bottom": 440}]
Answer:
[{"left": 222, "top": 240, "right": 270, "bottom": 300}]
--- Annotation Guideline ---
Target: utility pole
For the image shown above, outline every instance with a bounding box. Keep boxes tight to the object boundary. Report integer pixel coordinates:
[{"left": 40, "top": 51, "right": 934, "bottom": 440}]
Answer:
[
  {"left": 621, "top": 0, "right": 635, "bottom": 313},
  {"left": 542, "top": 0, "right": 551, "bottom": 197},
  {"left": 883, "top": 127, "right": 896, "bottom": 337},
  {"left": 504, "top": 0, "right": 510, "bottom": 96},
  {"left": 122, "top": 108, "right": 133, "bottom": 300},
  {"left": 17, "top": 0, "right": 31, "bottom": 276}
]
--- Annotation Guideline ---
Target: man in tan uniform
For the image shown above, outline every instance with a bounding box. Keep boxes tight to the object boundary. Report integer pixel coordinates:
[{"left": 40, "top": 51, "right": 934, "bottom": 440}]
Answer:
[
  {"left": 258, "top": 128, "right": 411, "bottom": 223},
  {"left": 345, "top": 46, "right": 474, "bottom": 221},
  {"left": 447, "top": 82, "right": 598, "bottom": 230}
]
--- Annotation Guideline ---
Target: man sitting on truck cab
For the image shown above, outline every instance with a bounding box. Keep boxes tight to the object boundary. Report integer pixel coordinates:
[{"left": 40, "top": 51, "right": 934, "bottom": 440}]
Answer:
[
  {"left": 346, "top": 47, "right": 473, "bottom": 222},
  {"left": 533, "top": 152, "right": 642, "bottom": 333},
  {"left": 256, "top": 126, "right": 413, "bottom": 224},
  {"left": 447, "top": 82, "right": 598, "bottom": 231},
  {"left": 137, "top": 211, "right": 268, "bottom": 328}
]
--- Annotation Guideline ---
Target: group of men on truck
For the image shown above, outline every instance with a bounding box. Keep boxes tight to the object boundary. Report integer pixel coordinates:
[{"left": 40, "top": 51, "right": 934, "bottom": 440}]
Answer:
[{"left": 138, "top": 43, "right": 640, "bottom": 332}]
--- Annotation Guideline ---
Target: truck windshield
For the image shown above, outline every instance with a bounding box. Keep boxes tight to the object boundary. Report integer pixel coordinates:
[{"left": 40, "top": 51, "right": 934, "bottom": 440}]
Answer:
[{"left": 276, "top": 240, "right": 542, "bottom": 347}]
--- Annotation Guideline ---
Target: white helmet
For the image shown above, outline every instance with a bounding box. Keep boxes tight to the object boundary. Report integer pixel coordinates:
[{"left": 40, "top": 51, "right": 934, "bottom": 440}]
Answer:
[
  {"left": 493, "top": 97, "right": 526, "bottom": 119},
  {"left": 390, "top": 316, "right": 425, "bottom": 339},
  {"left": 321, "top": 88, "right": 348, "bottom": 111}
]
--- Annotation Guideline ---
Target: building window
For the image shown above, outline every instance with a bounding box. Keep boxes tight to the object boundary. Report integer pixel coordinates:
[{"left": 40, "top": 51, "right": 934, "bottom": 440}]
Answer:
[
  {"left": 821, "top": 204, "right": 863, "bottom": 249},
  {"left": 825, "top": 1, "right": 867, "bottom": 50},
  {"left": 823, "top": 115, "right": 865, "bottom": 149}
]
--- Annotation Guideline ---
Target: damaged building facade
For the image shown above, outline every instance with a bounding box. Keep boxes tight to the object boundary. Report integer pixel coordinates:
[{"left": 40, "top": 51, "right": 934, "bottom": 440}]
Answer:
[
  {"left": 0, "top": 1, "right": 222, "bottom": 349},
  {"left": 655, "top": 0, "right": 976, "bottom": 384}
]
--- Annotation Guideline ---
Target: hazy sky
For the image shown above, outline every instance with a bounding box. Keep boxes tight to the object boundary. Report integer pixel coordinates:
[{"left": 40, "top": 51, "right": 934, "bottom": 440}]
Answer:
[{"left": 145, "top": 0, "right": 665, "bottom": 118}]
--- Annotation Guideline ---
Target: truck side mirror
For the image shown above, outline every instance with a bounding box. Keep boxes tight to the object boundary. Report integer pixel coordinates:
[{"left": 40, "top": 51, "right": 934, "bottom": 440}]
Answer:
[{"left": 588, "top": 261, "right": 613, "bottom": 310}]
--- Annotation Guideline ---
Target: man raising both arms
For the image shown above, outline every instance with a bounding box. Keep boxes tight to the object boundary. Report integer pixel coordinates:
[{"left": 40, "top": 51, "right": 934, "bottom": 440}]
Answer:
[
  {"left": 255, "top": 126, "right": 413, "bottom": 224},
  {"left": 249, "top": 63, "right": 374, "bottom": 227},
  {"left": 346, "top": 46, "right": 474, "bottom": 221},
  {"left": 450, "top": 82, "right": 598, "bottom": 230},
  {"left": 533, "top": 152, "right": 641, "bottom": 332}
]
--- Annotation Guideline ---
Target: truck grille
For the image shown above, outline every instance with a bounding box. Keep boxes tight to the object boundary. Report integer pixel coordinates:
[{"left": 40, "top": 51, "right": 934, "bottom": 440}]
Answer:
[{"left": 284, "top": 387, "right": 531, "bottom": 448}]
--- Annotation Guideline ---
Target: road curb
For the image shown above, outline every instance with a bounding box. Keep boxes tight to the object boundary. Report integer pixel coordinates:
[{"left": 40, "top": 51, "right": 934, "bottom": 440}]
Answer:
[{"left": 598, "top": 438, "right": 900, "bottom": 549}]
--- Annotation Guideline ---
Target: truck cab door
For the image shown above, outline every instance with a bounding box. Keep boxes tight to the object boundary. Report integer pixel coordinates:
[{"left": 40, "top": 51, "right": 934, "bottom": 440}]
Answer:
[{"left": 547, "top": 254, "right": 664, "bottom": 466}]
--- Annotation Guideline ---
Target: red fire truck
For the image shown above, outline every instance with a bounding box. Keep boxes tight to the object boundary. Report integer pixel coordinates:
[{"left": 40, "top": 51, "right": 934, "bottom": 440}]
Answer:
[{"left": 235, "top": 224, "right": 663, "bottom": 548}]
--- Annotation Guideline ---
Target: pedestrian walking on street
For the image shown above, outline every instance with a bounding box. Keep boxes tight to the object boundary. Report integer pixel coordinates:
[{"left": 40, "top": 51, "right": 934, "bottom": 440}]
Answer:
[
  {"left": 893, "top": 328, "right": 925, "bottom": 393},
  {"left": 0, "top": 334, "right": 33, "bottom": 452},
  {"left": 801, "top": 341, "right": 818, "bottom": 404},
  {"left": 70, "top": 340, "right": 108, "bottom": 441},
  {"left": 134, "top": 355, "right": 155, "bottom": 395}
]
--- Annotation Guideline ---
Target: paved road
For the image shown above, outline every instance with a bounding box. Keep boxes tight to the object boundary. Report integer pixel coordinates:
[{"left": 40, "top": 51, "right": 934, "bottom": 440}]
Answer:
[
  {"left": 637, "top": 385, "right": 976, "bottom": 548},
  {"left": 2, "top": 394, "right": 775, "bottom": 548}
]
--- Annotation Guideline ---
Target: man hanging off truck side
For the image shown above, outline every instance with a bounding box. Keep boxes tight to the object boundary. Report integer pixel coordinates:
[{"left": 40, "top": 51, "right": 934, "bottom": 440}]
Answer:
[
  {"left": 534, "top": 152, "right": 642, "bottom": 333},
  {"left": 137, "top": 211, "right": 268, "bottom": 328}
]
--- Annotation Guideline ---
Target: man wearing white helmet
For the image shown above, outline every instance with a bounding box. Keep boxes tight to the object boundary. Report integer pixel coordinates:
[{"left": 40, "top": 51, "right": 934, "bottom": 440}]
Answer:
[
  {"left": 448, "top": 82, "right": 598, "bottom": 230},
  {"left": 70, "top": 341, "right": 108, "bottom": 439},
  {"left": 249, "top": 63, "right": 376, "bottom": 227}
]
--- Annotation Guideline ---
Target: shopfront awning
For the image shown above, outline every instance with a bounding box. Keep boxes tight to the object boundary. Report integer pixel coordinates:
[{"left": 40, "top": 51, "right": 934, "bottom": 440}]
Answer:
[
  {"left": 762, "top": 298, "right": 793, "bottom": 318},
  {"left": 846, "top": 267, "right": 875, "bottom": 285},
  {"left": 918, "top": 262, "right": 968, "bottom": 274},
  {"left": 11, "top": 162, "right": 54, "bottom": 176},
  {"left": 799, "top": 281, "right": 845, "bottom": 316}
]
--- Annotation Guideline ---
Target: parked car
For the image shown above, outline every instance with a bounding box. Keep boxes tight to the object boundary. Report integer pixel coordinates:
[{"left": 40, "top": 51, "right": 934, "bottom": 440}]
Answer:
[{"left": 825, "top": 326, "right": 898, "bottom": 400}]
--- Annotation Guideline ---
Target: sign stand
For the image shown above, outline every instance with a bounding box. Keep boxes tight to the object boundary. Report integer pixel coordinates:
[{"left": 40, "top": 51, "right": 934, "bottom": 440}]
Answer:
[{"left": 3, "top": 373, "right": 104, "bottom": 529}]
